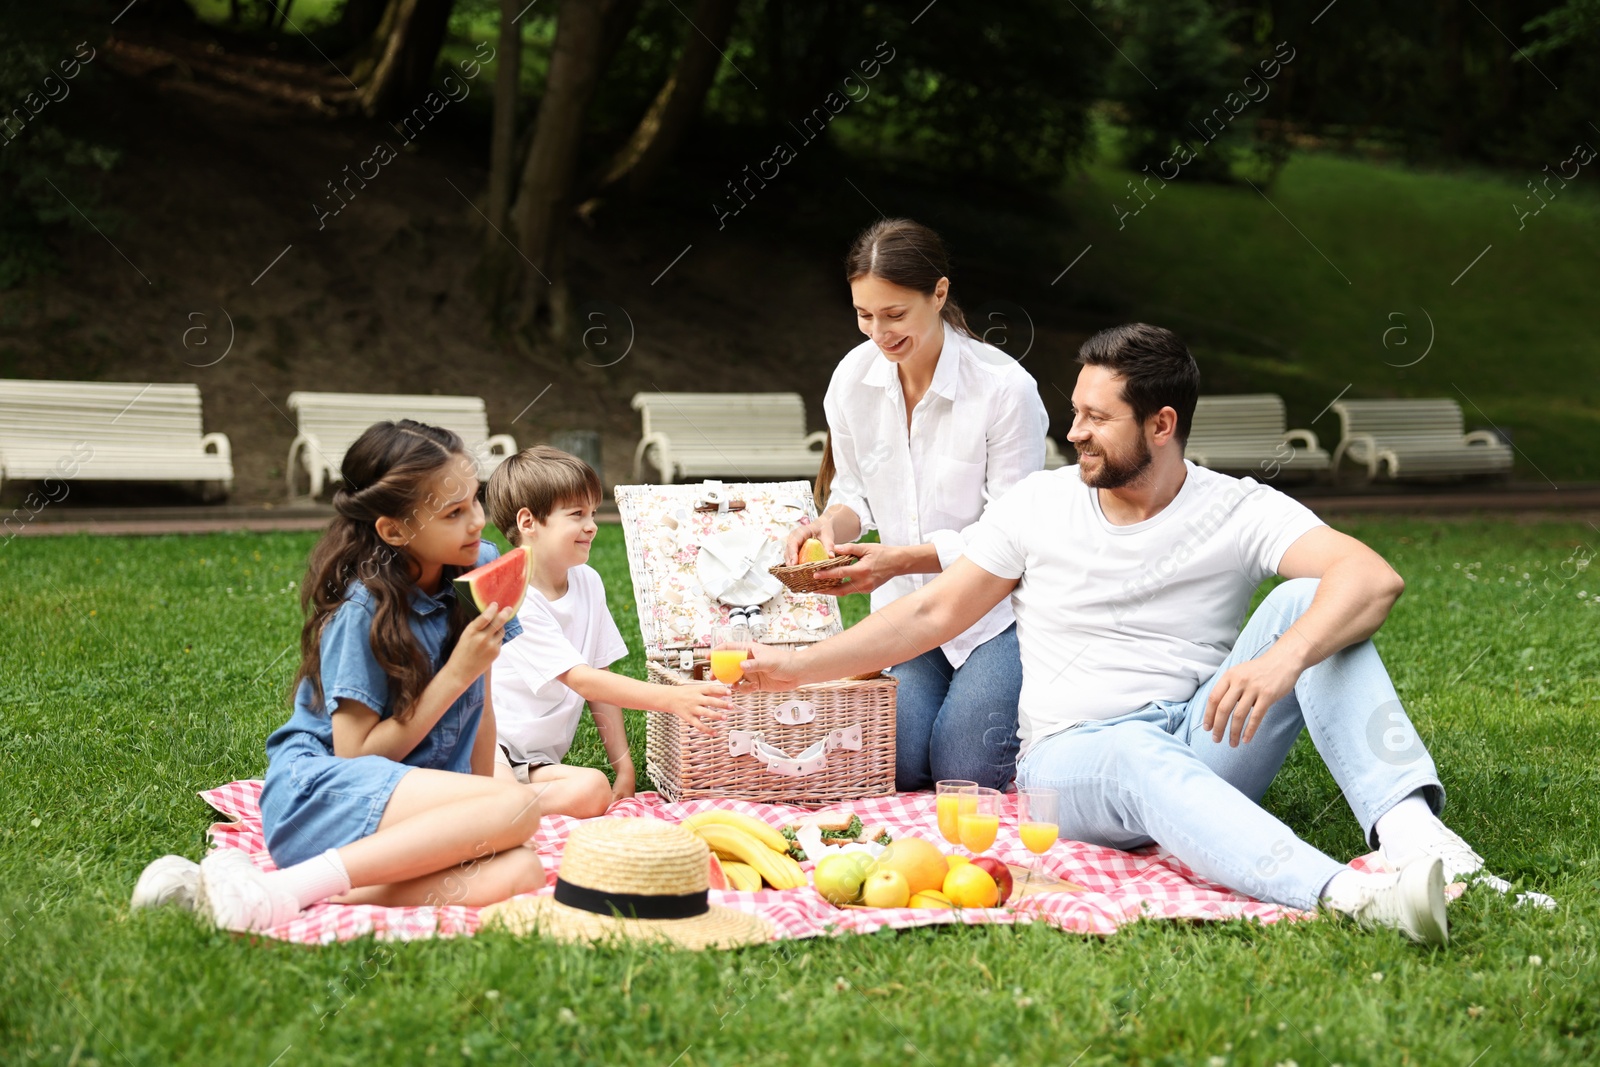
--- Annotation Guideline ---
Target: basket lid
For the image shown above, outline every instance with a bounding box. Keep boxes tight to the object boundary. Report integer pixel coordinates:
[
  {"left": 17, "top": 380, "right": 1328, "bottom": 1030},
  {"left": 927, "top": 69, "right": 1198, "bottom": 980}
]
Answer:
[{"left": 613, "top": 481, "right": 846, "bottom": 654}]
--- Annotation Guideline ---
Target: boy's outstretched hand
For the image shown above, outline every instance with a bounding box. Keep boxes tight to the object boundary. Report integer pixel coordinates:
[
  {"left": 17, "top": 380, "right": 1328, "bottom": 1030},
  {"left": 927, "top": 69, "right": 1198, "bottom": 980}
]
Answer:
[
  {"left": 738, "top": 643, "right": 804, "bottom": 692},
  {"left": 664, "top": 682, "right": 732, "bottom": 734}
]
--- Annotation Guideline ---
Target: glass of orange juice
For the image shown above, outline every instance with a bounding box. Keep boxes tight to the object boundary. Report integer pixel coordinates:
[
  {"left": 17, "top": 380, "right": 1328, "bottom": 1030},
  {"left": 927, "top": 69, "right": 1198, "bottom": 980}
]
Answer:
[
  {"left": 935, "top": 780, "right": 978, "bottom": 846},
  {"left": 1016, "top": 786, "right": 1059, "bottom": 889},
  {"left": 709, "top": 622, "right": 748, "bottom": 686},
  {"left": 957, "top": 787, "right": 1001, "bottom": 855}
]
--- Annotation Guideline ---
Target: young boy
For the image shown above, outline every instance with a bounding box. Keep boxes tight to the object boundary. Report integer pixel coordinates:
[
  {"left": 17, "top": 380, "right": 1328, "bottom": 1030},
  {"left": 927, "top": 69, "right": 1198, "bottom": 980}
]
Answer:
[{"left": 483, "top": 446, "right": 731, "bottom": 819}]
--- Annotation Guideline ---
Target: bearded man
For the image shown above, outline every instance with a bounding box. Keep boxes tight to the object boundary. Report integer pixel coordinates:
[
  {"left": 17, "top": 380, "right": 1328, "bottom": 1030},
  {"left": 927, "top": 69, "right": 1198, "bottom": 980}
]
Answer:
[{"left": 743, "top": 323, "right": 1549, "bottom": 944}]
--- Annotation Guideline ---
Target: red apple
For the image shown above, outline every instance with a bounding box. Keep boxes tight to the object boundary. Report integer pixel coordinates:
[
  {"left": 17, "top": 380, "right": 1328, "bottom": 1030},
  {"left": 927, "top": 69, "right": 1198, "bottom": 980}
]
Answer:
[{"left": 970, "top": 857, "right": 1014, "bottom": 905}]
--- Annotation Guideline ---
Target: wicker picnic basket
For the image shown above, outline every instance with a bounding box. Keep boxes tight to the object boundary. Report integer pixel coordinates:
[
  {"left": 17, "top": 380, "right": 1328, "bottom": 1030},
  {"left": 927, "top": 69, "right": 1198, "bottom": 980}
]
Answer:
[{"left": 614, "top": 480, "right": 896, "bottom": 807}]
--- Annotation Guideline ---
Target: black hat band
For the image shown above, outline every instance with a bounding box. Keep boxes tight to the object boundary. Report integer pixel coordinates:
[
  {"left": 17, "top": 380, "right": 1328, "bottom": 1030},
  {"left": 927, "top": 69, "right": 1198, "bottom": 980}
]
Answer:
[{"left": 553, "top": 877, "right": 710, "bottom": 921}]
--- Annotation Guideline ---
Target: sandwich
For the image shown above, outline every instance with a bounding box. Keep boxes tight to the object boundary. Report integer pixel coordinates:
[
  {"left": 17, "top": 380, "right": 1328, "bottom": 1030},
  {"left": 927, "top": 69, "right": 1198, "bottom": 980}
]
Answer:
[{"left": 780, "top": 813, "right": 893, "bottom": 861}]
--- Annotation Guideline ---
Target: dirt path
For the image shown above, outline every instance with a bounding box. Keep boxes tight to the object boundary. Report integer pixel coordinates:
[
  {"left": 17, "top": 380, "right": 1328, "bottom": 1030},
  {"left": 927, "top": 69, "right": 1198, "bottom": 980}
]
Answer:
[{"left": 14, "top": 485, "right": 1598, "bottom": 538}]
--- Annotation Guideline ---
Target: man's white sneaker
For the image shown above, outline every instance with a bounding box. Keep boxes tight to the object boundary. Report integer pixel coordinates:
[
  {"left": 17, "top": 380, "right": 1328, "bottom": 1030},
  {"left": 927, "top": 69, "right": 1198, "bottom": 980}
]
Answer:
[
  {"left": 1384, "top": 827, "right": 1557, "bottom": 910},
  {"left": 1329, "top": 858, "right": 1449, "bottom": 946},
  {"left": 196, "top": 851, "right": 301, "bottom": 933},
  {"left": 131, "top": 855, "right": 201, "bottom": 910}
]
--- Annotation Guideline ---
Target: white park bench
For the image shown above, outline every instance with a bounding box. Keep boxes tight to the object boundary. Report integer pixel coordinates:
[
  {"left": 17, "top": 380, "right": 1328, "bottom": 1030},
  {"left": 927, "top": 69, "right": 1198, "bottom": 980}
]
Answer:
[
  {"left": 1330, "top": 398, "right": 1513, "bottom": 482},
  {"left": 1185, "top": 393, "right": 1330, "bottom": 478},
  {"left": 1044, "top": 436, "right": 1068, "bottom": 470},
  {"left": 0, "top": 379, "right": 233, "bottom": 498},
  {"left": 630, "top": 392, "right": 827, "bottom": 483},
  {"left": 286, "top": 391, "right": 517, "bottom": 498}
]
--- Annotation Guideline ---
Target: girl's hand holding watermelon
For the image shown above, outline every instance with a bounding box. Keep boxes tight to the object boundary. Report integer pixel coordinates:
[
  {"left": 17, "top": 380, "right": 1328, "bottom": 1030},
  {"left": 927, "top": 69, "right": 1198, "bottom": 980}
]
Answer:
[{"left": 449, "top": 601, "right": 520, "bottom": 682}]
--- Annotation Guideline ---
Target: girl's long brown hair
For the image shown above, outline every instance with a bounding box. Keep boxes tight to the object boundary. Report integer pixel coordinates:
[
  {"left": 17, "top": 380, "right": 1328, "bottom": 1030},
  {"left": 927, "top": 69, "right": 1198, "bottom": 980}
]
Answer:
[
  {"left": 843, "top": 218, "right": 977, "bottom": 339},
  {"left": 293, "top": 420, "right": 475, "bottom": 723}
]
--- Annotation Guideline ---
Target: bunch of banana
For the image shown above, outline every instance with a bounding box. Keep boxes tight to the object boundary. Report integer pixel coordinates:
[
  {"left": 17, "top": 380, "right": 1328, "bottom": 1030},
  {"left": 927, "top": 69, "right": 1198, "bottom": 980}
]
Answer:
[
  {"left": 681, "top": 811, "right": 806, "bottom": 890},
  {"left": 719, "top": 861, "right": 763, "bottom": 893}
]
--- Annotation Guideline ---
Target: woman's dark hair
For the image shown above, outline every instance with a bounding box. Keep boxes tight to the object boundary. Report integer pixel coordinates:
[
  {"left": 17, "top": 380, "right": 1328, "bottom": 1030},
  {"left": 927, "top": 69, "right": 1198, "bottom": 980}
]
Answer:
[
  {"left": 294, "top": 419, "right": 475, "bottom": 723},
  {"left": 814, "top": 430, "right": 836, "bottom": 511},
  {"left": 1075, "top": 323, "right": 1201, "bottom": 443},
  {"left": 844, "top": 218, "right": 976, "bottom": 338}
]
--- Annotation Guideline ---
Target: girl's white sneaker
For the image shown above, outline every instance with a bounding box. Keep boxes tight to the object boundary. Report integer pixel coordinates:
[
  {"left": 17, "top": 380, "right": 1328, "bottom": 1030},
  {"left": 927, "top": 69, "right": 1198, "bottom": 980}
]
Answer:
[
  {"left": 131, "top": 855, "right": 201, "bottom": 910},
  {"left": 195, "top": 851, "right": 301, "bottom": 933},
  {"left": 133, "top": 851, "right": 258, "bottom": 910}
]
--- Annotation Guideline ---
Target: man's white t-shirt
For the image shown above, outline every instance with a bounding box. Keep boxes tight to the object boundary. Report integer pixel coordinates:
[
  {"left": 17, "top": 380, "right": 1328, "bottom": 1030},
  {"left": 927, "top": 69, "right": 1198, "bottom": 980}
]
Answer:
[
  {"left": 963, "top": 461, "right": 1325, "bottom": 752},
  {"left": 491, "top": 564, "right": 629, "bottom": 766}
]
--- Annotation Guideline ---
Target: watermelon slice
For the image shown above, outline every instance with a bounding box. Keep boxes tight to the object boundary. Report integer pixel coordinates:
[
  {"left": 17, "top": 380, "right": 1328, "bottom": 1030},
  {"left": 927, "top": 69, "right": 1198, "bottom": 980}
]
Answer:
[
  {"left": 452, "top": 546, "right": 529, "bottom": 615},
  {"left": 707, "top": 853, "right": 727, "bottom": 891}
]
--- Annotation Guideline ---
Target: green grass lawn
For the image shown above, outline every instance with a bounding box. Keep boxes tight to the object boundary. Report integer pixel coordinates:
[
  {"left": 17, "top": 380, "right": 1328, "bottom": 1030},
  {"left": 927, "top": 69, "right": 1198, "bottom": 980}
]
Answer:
[
  {"left": 3, "top": 518, "right": 1598, "bottom": 1065},
  {"left": 1062, "top": 140, "right": 1600, "bottom": 482}
]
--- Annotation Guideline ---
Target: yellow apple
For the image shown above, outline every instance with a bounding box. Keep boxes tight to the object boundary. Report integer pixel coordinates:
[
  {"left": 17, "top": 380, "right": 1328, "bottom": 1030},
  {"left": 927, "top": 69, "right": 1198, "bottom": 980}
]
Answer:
[{"left": 861, "top": 869, "right": 911, "bottom": 909}]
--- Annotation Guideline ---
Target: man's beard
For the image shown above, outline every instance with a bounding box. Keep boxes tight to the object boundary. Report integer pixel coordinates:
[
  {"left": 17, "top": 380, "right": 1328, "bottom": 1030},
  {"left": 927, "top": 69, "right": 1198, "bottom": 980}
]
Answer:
[{"left": 1076, "top": 435, "right": 1154, "bottom": 489}]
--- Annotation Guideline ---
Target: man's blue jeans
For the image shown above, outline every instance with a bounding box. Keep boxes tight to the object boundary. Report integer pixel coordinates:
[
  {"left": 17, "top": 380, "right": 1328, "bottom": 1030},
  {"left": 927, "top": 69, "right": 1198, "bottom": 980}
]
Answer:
[
  {"left": 1016, "top": 578, "right": 1444, "bottom": 909},
  {"left": 890, "top": 623, "right": 1022, "bottom": 793}
]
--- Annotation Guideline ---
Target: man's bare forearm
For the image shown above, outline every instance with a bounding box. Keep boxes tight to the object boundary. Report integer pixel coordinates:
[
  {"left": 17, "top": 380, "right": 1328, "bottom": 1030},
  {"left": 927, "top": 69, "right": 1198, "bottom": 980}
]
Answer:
[
  {"left": 1276, "top": 557, "right": 1404, "bottom": 670},
  {"left": 790, "top": 588, "right": 953, "bottom": 683}
]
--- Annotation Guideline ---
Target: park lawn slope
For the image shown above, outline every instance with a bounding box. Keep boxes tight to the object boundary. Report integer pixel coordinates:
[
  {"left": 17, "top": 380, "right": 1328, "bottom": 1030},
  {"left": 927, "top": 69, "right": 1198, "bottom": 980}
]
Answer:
[{"left": 1064, "top": 148, "right": 1600, "bottom": 481}]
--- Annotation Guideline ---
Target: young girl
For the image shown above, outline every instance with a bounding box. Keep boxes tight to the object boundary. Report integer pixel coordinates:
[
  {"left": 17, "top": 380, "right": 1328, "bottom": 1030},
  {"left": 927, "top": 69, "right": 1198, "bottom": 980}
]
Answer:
[{"left": 132, "top": 420, "right": 546, "bottom": 932}]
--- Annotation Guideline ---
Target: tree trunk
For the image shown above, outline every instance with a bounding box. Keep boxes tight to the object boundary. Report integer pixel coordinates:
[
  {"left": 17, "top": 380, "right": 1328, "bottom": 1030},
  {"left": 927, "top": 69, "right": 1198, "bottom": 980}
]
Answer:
[
  {"left": 503, "top": 0, "right": 631, "bottom": 339},
  {"left": 341, "top": 0, "right": 390, "bottom": 47},
  {"left": 485, "top": 0, "right": 523, "bottom": 244},
  {"left": 597, "top": 0, "right": 739, "bottom": 198},
  {"left": 357, "top": 0, "right": 457, "bottom": 118},
  {"left": 1439, "top": 0, "right": 1464, "bottom": 157}
]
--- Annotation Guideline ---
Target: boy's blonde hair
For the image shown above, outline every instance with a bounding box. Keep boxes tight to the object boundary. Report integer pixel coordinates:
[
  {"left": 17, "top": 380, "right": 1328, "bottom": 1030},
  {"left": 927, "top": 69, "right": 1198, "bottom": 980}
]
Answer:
[{"left": 486, "top": 445, "right": 602, "bottom": 546}]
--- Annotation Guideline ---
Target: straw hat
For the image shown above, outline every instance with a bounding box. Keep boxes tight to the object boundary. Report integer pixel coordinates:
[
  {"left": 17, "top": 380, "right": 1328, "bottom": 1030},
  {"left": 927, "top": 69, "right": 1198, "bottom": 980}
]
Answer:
[{"left": 481, "top": 818, "right": 773, "bottom": 951}]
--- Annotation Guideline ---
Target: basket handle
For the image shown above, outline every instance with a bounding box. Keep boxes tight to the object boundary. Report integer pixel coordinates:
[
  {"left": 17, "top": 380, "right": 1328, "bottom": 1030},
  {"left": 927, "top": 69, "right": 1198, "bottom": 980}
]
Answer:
[
  {"left": 772, "top": 700, "right": 815, "bottom": 725},
  {"left": 727, "top": 724, "right": 863, "bottom": 777}
]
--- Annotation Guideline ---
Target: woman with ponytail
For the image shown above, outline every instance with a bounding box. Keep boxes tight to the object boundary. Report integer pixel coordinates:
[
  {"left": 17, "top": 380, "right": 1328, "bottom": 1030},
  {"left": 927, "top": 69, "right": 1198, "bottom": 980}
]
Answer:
[
  {"left": 784, "top": 219, "right": 1048, "bottom": 793},
  {"left": 132, "top": 421, "right": 546, "bottom": 932}
]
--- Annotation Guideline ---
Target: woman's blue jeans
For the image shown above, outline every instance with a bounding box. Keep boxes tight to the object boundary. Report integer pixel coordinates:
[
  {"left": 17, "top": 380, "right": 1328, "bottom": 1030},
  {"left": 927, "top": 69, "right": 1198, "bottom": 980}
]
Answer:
[
  {"left": 1016, "top": 578, "right": 1444, "bottom": 909},
  {"left": 889, "top": 623, "right": 1022, "bottom": 793}
]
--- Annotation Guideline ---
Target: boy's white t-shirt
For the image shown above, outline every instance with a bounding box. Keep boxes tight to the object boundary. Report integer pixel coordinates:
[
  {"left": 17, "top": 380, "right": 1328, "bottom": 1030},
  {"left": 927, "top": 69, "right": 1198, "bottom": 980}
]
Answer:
[
  {"left": 963, "top": 461, "right": 1326, "bottom": 752},
  {"left": 492, "top": 564, "right": 629, "bottom": 767}
]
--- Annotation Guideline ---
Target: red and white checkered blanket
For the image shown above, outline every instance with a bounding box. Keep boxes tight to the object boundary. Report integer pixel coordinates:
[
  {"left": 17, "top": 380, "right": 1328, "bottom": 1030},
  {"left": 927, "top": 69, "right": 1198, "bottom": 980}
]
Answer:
[{"left": 200, "top": 780, "right": 1385, "bottom": 945}]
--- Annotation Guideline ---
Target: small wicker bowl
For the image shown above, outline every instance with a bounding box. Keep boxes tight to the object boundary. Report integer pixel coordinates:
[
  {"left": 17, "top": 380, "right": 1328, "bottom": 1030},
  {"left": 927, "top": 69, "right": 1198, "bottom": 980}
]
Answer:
[{"left": 768, "top": 556, "right": 853, "bottom": 594}]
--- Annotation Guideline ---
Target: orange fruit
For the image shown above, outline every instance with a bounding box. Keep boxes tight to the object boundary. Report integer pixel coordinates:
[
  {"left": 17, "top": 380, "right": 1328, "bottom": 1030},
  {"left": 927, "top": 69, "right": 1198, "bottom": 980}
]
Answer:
[
  {"left": 909, "top": 890, "right": 953, "bottom": 909},
  {"left": 946, "top": 854, "right": 969, "bottom": 873},
  {"left": 872, "top": 837, "right": 947, "bottom": 896},
  {"left": 943, "top": 863, "right": 999, "bottom": 908}
]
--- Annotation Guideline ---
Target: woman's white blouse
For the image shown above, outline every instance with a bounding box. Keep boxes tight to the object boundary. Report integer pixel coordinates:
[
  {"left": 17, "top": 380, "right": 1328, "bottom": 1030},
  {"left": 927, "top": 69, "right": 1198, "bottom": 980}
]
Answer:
[{"left": 823, "top": 321, "right": 1049, "bottom": 669}]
